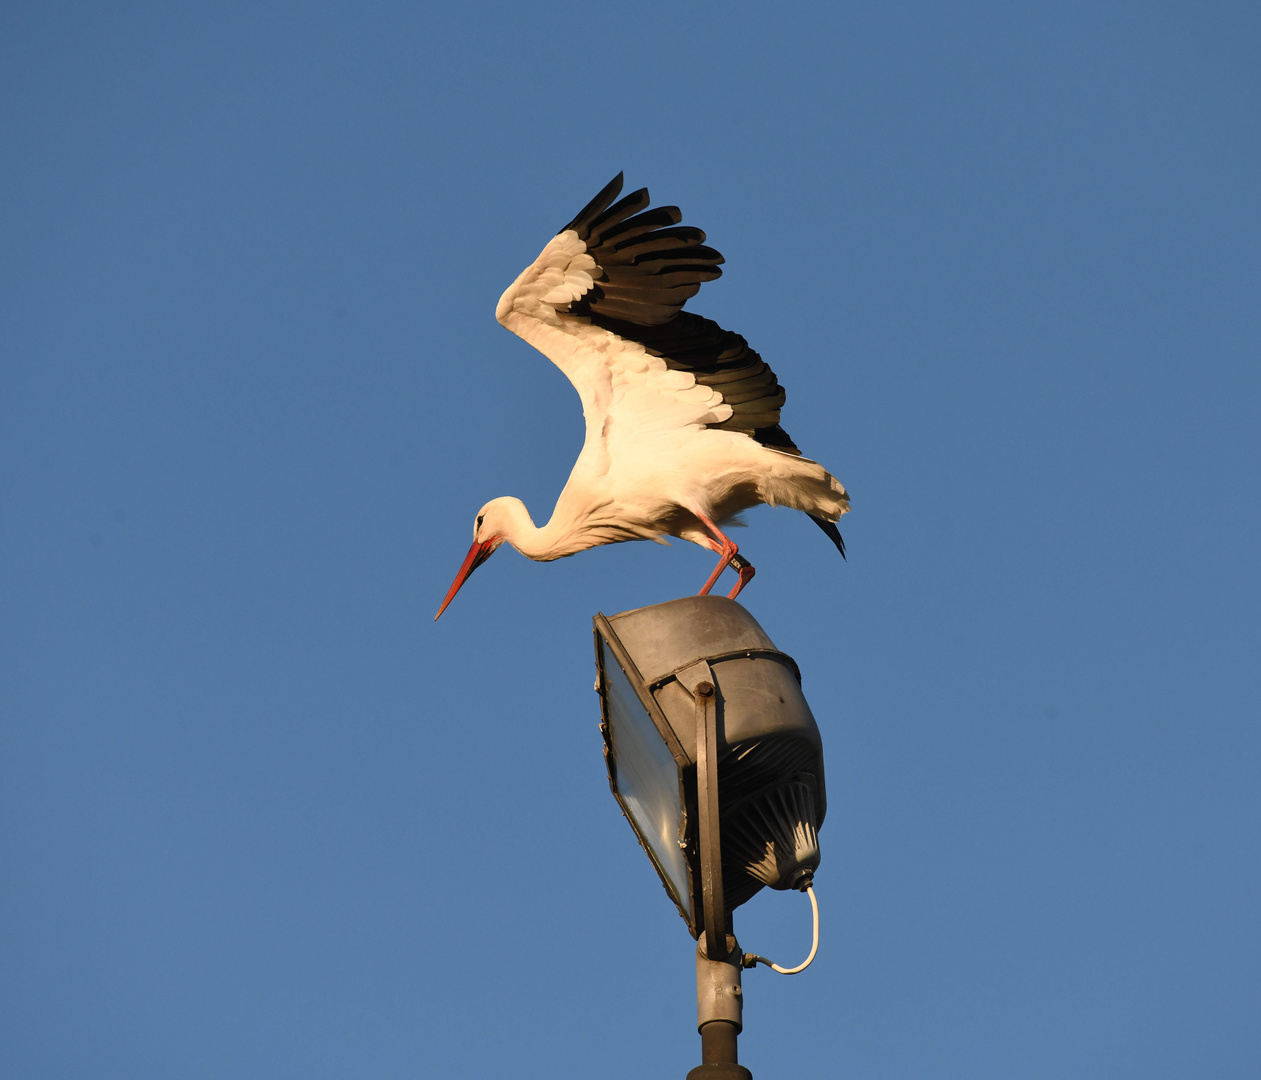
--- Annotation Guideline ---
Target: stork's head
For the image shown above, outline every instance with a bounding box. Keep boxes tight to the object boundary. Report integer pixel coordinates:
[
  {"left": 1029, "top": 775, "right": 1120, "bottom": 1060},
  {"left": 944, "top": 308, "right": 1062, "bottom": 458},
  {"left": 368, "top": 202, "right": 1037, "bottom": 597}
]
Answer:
[{"left": 433, "top": 499, "right": 512, "bottom": 620}]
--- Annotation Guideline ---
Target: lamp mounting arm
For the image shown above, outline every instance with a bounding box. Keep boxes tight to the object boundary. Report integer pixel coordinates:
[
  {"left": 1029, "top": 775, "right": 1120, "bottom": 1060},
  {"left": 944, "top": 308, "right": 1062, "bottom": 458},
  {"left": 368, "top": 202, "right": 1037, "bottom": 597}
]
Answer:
[{"left": 694, "top": 677, "right": 728, "bottom": 961}]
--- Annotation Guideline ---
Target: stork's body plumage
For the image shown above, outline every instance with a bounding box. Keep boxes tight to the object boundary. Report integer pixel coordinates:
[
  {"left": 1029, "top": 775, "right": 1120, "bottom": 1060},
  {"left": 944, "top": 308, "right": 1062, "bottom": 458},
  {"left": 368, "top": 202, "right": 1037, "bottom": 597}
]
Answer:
[{"left": 436, "top": 175, "right": 849, "bottom": 619}]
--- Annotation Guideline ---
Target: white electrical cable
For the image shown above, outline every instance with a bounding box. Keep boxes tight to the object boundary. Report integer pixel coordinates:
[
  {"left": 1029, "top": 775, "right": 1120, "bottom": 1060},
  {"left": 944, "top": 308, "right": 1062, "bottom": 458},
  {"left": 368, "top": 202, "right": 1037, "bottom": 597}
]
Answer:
[{"left": 744, "top": 883, "right": 819, "bottom": 975}]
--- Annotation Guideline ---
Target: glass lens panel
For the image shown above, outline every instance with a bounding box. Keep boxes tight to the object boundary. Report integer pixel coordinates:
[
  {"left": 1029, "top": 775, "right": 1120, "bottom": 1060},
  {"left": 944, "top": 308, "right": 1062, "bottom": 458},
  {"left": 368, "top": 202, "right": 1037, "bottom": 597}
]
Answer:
[{"left": 603, "top": 650, "right": 691, "bottom": 919}]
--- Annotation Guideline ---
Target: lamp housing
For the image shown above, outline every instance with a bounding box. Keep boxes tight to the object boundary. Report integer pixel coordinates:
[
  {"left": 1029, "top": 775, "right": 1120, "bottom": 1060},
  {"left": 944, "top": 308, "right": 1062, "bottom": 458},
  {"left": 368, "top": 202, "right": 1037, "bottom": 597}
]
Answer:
[{"left": 594, "top": 596, "right": 826, "bottom": 937}]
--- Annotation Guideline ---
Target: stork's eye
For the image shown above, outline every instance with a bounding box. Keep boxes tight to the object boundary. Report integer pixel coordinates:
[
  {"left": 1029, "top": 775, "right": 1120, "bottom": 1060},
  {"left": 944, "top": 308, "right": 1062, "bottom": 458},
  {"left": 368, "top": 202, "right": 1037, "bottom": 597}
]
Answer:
[{"left": 476, "top": 514, "right": 484, "bottom": 531}]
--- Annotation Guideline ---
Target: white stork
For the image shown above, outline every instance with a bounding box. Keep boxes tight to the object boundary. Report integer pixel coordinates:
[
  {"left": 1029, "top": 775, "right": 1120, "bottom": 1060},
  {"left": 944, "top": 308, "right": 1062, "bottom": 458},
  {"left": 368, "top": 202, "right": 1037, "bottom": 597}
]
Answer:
[{"left": 435, "top": 174, "right": 849, "bottom": 620}]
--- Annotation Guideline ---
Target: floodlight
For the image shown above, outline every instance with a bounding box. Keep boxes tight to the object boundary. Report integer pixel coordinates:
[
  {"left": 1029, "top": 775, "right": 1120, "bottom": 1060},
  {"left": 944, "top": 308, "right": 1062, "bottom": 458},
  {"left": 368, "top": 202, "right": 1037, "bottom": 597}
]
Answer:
[{"left": 594, "top": 595, "right": 828, "bottom": 1079}]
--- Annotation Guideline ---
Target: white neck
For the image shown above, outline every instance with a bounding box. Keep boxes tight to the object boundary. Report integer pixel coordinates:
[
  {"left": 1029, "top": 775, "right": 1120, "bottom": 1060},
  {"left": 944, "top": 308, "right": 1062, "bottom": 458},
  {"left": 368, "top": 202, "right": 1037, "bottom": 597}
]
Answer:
[{"left": 492, "top": 497, "right": 592, "bottom": 562}]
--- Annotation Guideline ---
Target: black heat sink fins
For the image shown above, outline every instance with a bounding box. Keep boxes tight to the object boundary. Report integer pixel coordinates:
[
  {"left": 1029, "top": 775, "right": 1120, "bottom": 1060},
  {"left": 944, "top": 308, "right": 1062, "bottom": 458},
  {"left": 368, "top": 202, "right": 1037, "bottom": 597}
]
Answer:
[
  {"left": 714, "top": 736, "right": 824, "bottom": 912},
  {"left": 723, "top": 780, "right": 821, "bottom": 894}
]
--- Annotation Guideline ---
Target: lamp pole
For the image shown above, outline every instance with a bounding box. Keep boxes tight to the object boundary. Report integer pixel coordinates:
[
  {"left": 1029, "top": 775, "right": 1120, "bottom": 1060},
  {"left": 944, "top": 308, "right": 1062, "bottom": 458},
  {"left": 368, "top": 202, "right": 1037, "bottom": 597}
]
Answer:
[
  {"left": 691, "top": 933, "right": 749, "bottom": 1080},
  {"left": 689, "top": 678, "right": 751, "bottom": 1080}
]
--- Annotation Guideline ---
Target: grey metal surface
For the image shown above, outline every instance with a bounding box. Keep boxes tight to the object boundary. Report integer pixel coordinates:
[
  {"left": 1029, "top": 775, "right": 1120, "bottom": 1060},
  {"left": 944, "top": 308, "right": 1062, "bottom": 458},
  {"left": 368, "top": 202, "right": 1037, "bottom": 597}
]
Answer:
[
  {"left": 607, "top": 596, "right": 779, "bottom": 686},
  {"left": 695, "top": 933, "right": 744, "bottom": 1030},
  {"left": 675, "top": 658, "right": 716, "bottom": 699}
]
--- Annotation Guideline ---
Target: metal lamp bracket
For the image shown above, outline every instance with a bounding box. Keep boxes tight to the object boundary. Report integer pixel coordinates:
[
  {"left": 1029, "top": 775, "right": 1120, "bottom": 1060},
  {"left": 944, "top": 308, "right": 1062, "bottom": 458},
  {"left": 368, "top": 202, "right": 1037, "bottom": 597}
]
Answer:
[{"left": 675, "top": 660, "right": 728, "bottom": 963}]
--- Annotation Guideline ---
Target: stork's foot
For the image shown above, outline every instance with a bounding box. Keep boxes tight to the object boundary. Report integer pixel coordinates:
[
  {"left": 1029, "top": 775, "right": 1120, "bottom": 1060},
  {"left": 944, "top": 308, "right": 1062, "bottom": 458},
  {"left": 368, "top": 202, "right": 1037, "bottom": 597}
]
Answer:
[
  {"left": 694, "top": 511, "right": 757, "bottom": 599},
  {"left": 727, "top": 554, "right": 755, "bottom": 600},
  {"left": 697, "top": 536, "right": 739, "bottom": 596}
]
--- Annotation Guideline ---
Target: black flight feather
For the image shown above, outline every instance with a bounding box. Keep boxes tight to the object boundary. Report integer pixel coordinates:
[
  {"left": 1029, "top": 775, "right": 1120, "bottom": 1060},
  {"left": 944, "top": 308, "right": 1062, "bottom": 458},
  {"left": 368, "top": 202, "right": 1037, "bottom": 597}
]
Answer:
[
  {"left": 561, "top": 173, "right": 624, "bottom": 238},
  {"left": 810, "top": 515, "right": 847, "bottom": 559},
  {"left": 562, "top": 178, "right": 829, "bottom": 468}
]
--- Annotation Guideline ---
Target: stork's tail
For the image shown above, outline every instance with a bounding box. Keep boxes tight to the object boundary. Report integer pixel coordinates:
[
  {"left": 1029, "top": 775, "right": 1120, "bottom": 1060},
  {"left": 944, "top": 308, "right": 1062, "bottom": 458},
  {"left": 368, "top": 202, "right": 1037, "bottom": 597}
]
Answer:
[
  {"left": 757, "top": 447, "right": 850, "bottom": 558},
  {"left": 809, "top": 514, "right": 847, "bottom": 560}
]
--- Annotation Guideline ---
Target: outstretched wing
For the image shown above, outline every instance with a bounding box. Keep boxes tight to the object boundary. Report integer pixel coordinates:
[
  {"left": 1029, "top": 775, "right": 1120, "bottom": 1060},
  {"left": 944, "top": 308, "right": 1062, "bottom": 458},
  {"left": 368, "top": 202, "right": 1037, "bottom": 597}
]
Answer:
[{"left": 495, "top": 173, "right": 804, "bottom": 456}]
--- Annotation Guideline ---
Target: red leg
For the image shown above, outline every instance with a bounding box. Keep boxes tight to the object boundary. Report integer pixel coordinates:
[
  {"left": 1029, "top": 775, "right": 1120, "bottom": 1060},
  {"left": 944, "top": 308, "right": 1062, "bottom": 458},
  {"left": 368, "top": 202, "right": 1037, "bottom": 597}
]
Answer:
[
  {"left": 697, "top": 537, "right": 737, "bottom": 596},
  {"left": 693, "top": 513, "right": 756, "bottom": 598},
  {"left": 727, "top": 554, "right": 756, "bottom": 599}
]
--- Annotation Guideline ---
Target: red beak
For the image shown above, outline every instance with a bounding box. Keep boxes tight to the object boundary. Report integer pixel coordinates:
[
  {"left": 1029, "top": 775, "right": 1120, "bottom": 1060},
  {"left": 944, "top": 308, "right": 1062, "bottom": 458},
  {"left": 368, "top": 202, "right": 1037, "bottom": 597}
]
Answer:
[{"left": 434, "top": 538, "right": 497, "bottom": 620}]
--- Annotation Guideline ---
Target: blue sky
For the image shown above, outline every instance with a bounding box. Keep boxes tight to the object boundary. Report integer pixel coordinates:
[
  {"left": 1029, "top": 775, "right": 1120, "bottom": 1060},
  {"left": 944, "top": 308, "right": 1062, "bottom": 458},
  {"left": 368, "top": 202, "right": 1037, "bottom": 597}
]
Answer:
[{"left": 2, "top": 3, "right": 1258, "bottom": 1077}]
